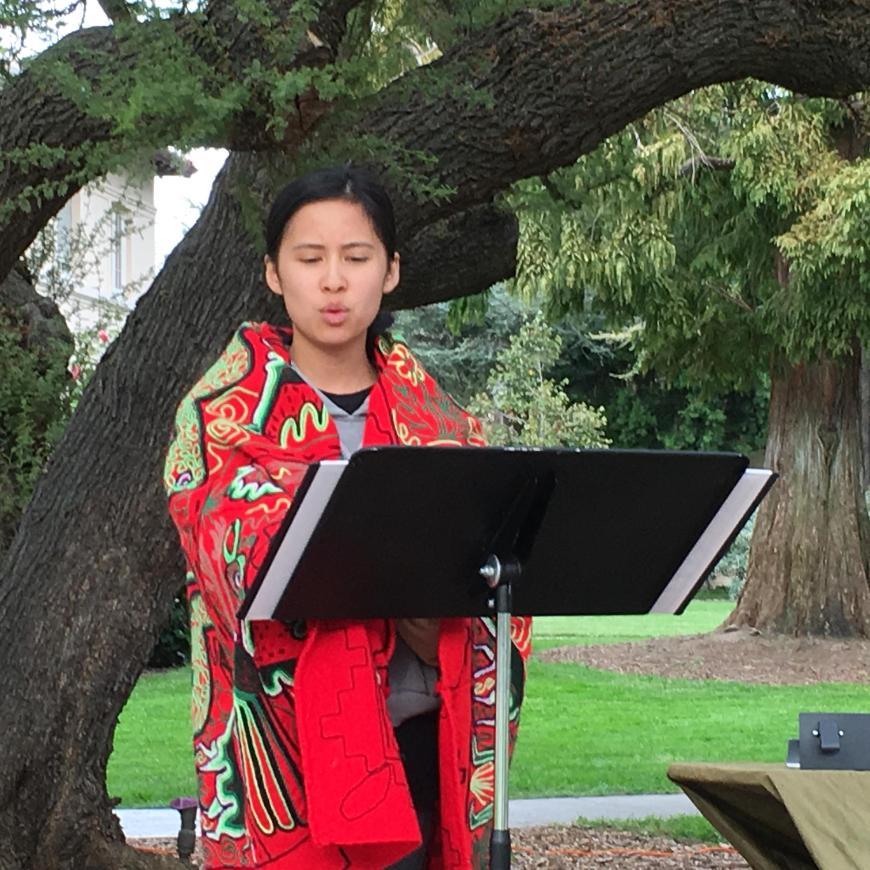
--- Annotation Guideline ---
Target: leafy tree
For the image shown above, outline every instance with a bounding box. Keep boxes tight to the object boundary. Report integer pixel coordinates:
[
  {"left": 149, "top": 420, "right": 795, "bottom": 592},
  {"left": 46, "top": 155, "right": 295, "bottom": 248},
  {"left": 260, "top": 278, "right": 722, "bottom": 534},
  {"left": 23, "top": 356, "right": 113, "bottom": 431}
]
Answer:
[
  {"left": 0, "top": 270, "right": 74, "bottom": 559},
  {"left": 2, "top": 2, "right": 870, "bottom": 866},
  {"left": 511, "top": 81, "right": 870, "bottom": 636},
  {"left": 546, "top": 319, "right": 769, "bottom": 454},
  {"left": 468, "top": 311, "right": 609, "bottom": 447}
]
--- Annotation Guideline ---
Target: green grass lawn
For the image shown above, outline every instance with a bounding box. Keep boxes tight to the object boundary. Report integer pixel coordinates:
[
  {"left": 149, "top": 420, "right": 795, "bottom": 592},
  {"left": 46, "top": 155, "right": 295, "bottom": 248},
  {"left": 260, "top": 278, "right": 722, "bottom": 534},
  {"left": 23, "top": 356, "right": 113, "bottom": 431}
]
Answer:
[
  {"left": 108, "top": 667, "right": 196, "bottom": 806},
  {"left": 532, "top": 599, "right": 731, "bottom": 650},
  {"left": 508, "top": 660, "right": 867, "bottom": 797},
  {"left": 108, "top": 601, "right": 867, "bottom": 806}
]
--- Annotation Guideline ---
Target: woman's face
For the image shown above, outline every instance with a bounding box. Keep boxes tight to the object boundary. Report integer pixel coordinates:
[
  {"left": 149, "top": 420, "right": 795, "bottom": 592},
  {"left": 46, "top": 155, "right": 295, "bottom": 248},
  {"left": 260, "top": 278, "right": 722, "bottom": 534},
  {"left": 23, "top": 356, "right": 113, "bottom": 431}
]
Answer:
[{"left": 264, "top": 198, "right": 399, "bottom": 359}]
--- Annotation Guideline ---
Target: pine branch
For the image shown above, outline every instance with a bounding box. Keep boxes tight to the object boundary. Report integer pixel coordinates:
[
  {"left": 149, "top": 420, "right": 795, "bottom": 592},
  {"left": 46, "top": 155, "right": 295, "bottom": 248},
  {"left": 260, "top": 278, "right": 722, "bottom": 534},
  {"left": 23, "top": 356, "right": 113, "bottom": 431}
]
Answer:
[{"left": 0, "top": 0, "right": 362, "bottom": 281}]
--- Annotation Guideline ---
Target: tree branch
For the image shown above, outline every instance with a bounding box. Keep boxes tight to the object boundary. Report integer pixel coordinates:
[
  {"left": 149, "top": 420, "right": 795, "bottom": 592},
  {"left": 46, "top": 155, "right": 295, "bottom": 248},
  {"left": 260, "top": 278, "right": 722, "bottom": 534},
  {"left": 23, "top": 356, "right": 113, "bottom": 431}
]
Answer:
[
  {"left": 4, "top": 1, "right": 870, "bottom": 287},
  {"left": 343, "top": 0, "right": 870, "bottom": 238},
  {"left": 678, "top": 155, "right": 737, "bottom": 176},
  {"left": 0, "top": 0, "right": 361, "bottom": 282},
  {"left": 389, "top": 203, "right": 518, "bottom": 308},
  {"left": 94, "top": 0, "right": 134, "bottom": 24}
]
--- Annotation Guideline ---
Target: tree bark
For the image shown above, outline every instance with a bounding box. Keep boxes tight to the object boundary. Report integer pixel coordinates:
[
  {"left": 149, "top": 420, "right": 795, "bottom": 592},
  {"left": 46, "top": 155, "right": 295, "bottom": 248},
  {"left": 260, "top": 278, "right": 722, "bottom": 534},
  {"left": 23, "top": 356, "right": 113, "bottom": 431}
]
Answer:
[
  {"left": 728, "top": 350, "right": 870, "bottom": 636},
  {"left": 861, "top": 345, "right": 869, "bottom": 492},
  {"left": 3, "top": 0, "right": 870, "bottom": 284}
]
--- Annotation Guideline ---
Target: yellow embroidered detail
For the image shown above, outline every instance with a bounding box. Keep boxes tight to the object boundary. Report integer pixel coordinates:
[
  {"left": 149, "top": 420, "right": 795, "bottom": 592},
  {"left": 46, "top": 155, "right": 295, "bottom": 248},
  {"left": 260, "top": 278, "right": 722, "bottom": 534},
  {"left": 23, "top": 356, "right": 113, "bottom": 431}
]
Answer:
[{"left": 387, "top": 344, "right": 425, "bottom": 386}]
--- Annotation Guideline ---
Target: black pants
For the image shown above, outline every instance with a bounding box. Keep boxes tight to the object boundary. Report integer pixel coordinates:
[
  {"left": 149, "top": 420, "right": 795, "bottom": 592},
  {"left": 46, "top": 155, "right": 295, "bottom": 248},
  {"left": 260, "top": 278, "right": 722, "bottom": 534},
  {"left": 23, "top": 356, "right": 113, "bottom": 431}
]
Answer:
[{"left": 386, "top": 712, "right": 439, "bottom": 869}]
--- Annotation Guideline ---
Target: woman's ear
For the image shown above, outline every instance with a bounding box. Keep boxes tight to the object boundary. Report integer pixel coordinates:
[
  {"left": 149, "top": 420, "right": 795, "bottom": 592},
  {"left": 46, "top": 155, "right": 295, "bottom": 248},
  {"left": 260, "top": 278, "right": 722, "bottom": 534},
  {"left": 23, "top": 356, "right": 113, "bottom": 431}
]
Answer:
[
  {"left": 264, "top": 256, "right": 282, "bottom": 296},
  {"left": 382, "top": 253, "right": 400, "bottom": 296}
]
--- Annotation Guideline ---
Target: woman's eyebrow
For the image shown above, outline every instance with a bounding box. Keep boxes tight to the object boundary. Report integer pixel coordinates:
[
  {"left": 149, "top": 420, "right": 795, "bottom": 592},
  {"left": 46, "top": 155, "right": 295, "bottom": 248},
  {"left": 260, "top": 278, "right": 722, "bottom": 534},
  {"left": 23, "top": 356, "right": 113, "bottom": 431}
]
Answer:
[{"left": 290, "top": 241, "right": 376, "bottom": 250}]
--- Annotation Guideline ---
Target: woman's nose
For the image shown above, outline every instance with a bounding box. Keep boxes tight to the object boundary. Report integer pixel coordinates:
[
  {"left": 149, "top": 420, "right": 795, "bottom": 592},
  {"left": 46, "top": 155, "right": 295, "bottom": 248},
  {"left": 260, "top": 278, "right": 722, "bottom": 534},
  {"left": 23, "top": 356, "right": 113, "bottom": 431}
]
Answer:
[{"left": 322, "top": 257, "right": 347, "bottom": 291}]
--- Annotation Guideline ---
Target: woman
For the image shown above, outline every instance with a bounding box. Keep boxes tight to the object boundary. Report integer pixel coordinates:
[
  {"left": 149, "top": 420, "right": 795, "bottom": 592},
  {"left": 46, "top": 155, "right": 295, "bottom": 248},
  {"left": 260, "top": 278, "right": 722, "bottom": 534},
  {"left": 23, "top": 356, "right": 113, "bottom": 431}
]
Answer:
[{"left": 164, "top": 166, "right": 531, "bottom": 869}]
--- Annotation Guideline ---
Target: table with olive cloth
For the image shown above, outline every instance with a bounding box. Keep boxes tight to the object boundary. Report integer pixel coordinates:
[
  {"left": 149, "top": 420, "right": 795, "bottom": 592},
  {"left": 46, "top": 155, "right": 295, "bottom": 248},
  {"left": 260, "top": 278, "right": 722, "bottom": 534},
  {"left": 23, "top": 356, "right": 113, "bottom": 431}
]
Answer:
[{"left": 667, "top": 762, "right": 870, "bottom": 870}]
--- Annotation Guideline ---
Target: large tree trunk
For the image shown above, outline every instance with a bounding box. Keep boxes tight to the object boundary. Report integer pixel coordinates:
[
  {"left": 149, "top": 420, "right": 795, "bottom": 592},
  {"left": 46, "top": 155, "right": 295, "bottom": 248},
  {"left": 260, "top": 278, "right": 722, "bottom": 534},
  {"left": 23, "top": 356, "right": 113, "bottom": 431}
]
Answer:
[{"left": 728, "top": 350, "right": 870, "bottom": 636}]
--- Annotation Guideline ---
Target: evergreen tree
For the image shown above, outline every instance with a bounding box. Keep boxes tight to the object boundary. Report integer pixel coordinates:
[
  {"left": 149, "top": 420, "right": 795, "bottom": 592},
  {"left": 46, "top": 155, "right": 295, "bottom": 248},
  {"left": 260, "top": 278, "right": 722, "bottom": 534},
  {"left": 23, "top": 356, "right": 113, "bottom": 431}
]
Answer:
[
  {"left": 393, "top": 287, "right": 528, "bottom": 404},
  {"left": 512, "top": 82, "right": 870, "bottom": 635},
  {"left": 0, "top": 270, "right": 74, "bottom": 558}
]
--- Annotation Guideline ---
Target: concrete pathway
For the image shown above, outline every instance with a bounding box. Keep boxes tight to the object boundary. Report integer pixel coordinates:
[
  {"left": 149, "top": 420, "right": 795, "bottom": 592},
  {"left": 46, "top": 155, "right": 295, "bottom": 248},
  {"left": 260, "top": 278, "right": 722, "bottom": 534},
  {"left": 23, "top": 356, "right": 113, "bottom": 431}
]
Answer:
[{"left": 117, "top": 794, "right": 699, "bottom": 839}]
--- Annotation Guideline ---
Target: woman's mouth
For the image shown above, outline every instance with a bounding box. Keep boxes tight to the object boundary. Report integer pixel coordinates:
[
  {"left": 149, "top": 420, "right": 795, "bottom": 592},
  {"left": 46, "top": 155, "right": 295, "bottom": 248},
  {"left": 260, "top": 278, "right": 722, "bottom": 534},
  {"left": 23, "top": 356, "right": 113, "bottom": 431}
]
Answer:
[{"left": 321, "top": 306, "right": 349, "bottom": 326}]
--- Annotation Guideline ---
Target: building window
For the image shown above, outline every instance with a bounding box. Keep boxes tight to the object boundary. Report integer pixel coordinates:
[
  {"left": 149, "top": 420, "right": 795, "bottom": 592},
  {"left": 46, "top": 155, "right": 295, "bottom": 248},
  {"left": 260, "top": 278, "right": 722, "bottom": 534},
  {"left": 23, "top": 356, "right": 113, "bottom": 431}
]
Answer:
[
  {"left": 113, "top": 211, "right": 124, "bottom": 291},
  {"left": 55, "top": 202, "right": 72, "bottom": 275}
]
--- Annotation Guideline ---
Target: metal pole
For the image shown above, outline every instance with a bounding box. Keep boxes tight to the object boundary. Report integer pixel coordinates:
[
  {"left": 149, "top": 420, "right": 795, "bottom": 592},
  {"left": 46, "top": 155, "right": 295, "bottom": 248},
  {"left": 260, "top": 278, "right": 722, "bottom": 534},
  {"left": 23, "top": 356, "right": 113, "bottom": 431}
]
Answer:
[
  {"left": 481, "top": 554, "right": 513, "bottom": 870},
  {"left": 490, "top": 584, "right": 512, "bottom": 869}
]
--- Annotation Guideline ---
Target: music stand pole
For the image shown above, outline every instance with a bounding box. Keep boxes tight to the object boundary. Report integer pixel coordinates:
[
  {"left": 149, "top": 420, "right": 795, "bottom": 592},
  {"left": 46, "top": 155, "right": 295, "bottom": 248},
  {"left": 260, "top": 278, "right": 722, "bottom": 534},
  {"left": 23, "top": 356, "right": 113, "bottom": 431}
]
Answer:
[{"left": 481, "top": 554, "right": 520, "bottom": 870}]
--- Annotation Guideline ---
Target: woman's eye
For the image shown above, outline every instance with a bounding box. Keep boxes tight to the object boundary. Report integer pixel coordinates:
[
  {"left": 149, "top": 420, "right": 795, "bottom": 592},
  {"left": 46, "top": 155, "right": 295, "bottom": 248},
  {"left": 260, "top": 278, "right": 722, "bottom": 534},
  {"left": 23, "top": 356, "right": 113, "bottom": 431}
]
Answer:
[
  {"left": 299, "top": 257, "right": 320, "bottom": 264},
  {"left": 348, "top": 256, "right": 369, "bottom": 263}
]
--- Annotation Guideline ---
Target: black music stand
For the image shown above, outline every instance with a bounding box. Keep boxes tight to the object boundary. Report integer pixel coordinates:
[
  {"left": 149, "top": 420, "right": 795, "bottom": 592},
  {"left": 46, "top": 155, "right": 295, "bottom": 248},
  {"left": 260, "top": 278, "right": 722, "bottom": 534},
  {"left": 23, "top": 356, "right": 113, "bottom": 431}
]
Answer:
[{"left": 239, "top": 446, "right": 776, "bottom": 869}]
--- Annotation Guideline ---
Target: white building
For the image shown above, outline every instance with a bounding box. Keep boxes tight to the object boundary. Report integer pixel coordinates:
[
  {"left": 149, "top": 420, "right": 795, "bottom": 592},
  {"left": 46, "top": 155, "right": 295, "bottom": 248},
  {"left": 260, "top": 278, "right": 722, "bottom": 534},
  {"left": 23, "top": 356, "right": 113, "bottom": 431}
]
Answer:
[{"left": 45, "top": 152, "right": 194, "bottom": 339}]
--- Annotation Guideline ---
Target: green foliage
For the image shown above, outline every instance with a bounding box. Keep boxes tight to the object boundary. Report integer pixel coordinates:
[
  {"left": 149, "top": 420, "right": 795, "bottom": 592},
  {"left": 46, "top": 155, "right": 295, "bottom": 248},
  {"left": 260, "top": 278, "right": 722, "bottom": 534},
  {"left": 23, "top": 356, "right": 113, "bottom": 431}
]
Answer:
[
  {"left": 3, "top": 0, "right": 517, "bottom": 224},
  {"left": 511, "top": 82, "right": 870, "bottom": 387},
  {"left": 1, "top": 0, "right": 79, "bottom": 79},
  {"left": 0, "top": 305, "right": 75, "bottom": 558},
  {"left": 393, "top": 286, "right": 527, "bottom": 404},
  {"left": 720, "top": 515, "right": 755, "bottom": 601},
  {"left": 148, "top": 587, "right": 191, "bottom": 668},
  {"left": 551, "top": 322, "right": 769, "bottom": 453},
  {"left": 397, "top": 288, "right": 767, "bottom": 453},
  {"left": 601, "top": 374, "right": 768, "bottom": 453},
  {"left": 468, "top": 311, "right": 609, "bottom": 448}
]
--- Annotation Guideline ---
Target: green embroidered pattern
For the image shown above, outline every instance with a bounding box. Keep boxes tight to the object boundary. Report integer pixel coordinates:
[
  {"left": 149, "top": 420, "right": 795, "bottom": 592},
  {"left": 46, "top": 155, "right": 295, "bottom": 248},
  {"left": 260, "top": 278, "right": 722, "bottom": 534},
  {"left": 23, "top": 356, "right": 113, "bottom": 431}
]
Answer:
[
  {"left": 279, "top": 401, "right": 330, "bottom": 446},
  {"left": 200, "top": 711, "right": 246, "bottom": 841},
  {"left": 227, "top": 465, "right": 282, "bottom": 502},
  {"left": 251, "top": 352, "right": 286, "bottom": 434},
  {"left": 189, "top": 589, "right": 213, "bottom": 734},
  {"left": 258, "top": 663, "right": 294, "bottom": 697},
  {"left": 468, "top": 736, "right": 495, "bottom": 830},
  {"left": 165, "top": 330, "right": 251, "bottom": 494}
]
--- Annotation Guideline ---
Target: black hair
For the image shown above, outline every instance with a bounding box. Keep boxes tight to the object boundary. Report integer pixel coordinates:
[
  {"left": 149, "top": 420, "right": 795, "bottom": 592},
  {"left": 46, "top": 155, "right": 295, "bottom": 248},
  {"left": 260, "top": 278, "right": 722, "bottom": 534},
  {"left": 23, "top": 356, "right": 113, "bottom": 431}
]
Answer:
[
  {"left": 264, "top": 165, "right": 397, "bottom": 262},
  {"left": 264, "top": 165, "right": 397, "bottom": 355}
]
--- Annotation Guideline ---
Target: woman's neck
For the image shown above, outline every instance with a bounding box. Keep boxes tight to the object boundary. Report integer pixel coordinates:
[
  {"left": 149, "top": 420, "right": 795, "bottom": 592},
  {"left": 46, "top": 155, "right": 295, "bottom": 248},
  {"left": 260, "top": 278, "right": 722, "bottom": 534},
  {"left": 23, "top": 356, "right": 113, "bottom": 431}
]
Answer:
[{"left": 290, "top": 334, "right": 377, "bottom": 394}]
